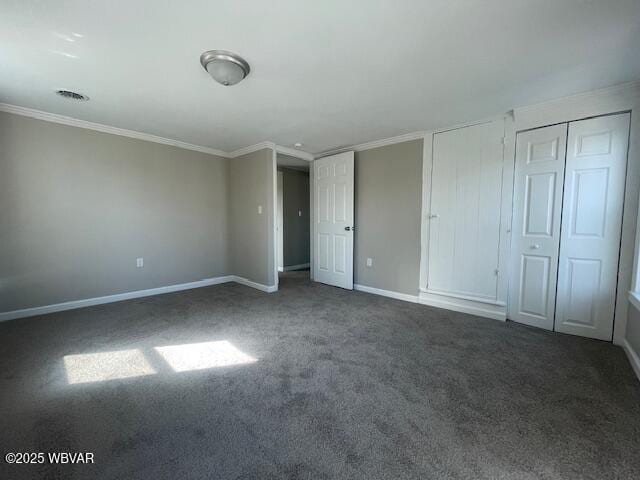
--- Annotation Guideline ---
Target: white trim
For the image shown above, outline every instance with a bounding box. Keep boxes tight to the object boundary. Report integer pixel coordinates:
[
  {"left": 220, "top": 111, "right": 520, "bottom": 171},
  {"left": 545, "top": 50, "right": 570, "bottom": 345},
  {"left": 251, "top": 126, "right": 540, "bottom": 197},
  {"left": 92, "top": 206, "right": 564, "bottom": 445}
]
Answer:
[
  {"left": 622, "top": 339, "right": 640, "bottom": 383},
  {"left": 354, "top": 284, "right": 419, "bottom": 303},
  {"left": 419, "top": 291, "right": 507, "bottom": 321},
  {"left": 0, "top": 276, "right": 235, "bottom": 322},
  {"left": 315, "top": 113, "right": 508, "bottom": 159},
  {"left": 231, "top": 276, "right": 278, "bottom": 293},
  {"left": 0, "top": 274, "right": 281, "bottom": 322},
  {"left": 0, "top": 102, "right": 230, "bottom": 158},
  {"left": 422, "top": 288, "right": 506, "bottom": 306},
  {"left": 278, "top": 267, "right": 284, "bottom": 272},
  {"left": 228, "top": 141, "right": 276, "bottom": 158},
  {"left": 274, "top": 144, "right": 314, "bottom": 162},
  {"left": 283, "top": 263, "right": 310, "bottom": 271},
  {"left": 0, "top": 103, "right": 317, "bottom": 161},
  {"left": 629, "top": 291, "right": 640, "bottom": 313},
  {"left": 316, "top": 131, "right": 425, "bottom": 158}
]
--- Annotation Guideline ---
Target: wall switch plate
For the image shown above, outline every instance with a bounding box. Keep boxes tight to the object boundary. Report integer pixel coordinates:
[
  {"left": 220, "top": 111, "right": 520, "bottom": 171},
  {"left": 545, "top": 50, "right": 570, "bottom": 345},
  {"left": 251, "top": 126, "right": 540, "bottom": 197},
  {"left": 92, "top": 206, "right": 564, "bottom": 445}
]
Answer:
[
  {"left": 258, "top": 205, "right": 263, "bottom": 214},
  {"left": 298, "top": 210, "right": 302, "bottom": 217},
  {"left": 136, "top": 258, "right": 144, "bottom": 268},
  {"left": 366, "top": 258, "right": 373, "bottom": 267}
]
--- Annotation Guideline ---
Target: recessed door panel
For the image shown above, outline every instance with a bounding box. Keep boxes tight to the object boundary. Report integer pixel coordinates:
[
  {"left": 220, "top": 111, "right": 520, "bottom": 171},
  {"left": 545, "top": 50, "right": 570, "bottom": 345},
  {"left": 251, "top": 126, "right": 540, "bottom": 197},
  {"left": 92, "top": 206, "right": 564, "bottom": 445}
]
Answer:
[
  {"left": 563, "top": 258, "right": 602, "bottom": 327},
  {"left": 318, "top": 234, "right": 330, "bottom": 272},
  {"left": 519, "top": 255, "right": 550, "bottom": 318},
  {"left": 318, "top": 184, "right": 330, "bottom": 223},
  {"left": 334, "top": 235, "right": 346, "bottom": 274},
  {"left": 509, "top": 123, "right": 567, "bottom": 330},
  {"left": 528, "top": 138, "right": 559, "bottom": 163},
  {"left": 313, "top": 152, "right": 354, "bottom": 289},
  {"left": 569, "top": 168, "right": 609, "bottom": 238},
  {"left": 524, "top": 172, "right": 556, "bottom": 237},
  {"left": 555, "top": 113, "right": 630, "bottom": 340},
  {"left": 334, "top": 182, "right": 347, "bottom": 222}
]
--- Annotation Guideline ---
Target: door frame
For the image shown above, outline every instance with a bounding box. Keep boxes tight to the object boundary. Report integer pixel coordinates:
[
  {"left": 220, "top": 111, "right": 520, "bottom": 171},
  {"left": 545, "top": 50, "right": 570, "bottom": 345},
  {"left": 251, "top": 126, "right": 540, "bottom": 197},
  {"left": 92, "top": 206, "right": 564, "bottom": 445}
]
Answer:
[{"left": 508, "top": 81, "right": 640, "bottom": 345}]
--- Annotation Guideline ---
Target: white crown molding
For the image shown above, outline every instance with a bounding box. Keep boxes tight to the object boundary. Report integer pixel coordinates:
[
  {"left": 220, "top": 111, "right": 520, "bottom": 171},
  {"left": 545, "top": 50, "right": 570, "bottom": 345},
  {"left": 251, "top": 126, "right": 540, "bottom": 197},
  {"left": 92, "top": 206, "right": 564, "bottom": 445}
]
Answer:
[
  {"left": 513, "top": 79, "right": 640, "bottom": 120},
  {"left": 274, "top": 144, "right": 314, "bottom": 162},
  {"left": 316, "top": 131, "right": 426, "bottom": 158},
  {"left": 0, "top": 102, "right": 232, "bottom": 158},
  {"left": 0, "top": 103, "right": 318, "bottom": 161},
  {"left": 227, "top": 141, "right": 276, "bottom": 158}
]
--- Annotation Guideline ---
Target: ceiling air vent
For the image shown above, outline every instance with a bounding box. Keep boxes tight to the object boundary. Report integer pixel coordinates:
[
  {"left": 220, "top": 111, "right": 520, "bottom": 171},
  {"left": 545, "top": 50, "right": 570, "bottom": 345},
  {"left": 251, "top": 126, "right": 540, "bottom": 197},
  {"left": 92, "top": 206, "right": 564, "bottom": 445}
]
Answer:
[{"left": 56, "top": 90, "right": 89, "bottom": 101}]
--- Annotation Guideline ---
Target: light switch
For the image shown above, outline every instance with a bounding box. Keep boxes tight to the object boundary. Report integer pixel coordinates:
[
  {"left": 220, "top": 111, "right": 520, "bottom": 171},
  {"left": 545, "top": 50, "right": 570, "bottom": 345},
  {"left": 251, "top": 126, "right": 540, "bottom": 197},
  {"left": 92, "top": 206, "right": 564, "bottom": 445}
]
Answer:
[
  {"left": 366, "top": 258, "right": 373, "bottom": 267},
  {"left": 136, "top": 257, "right": 144, "bottom": 268},
  {"left": 258, "top": 205, "right": 263, "bottom": 214},
  {"left": 298, "top": 210, "right": 302, "bottom": 217}
]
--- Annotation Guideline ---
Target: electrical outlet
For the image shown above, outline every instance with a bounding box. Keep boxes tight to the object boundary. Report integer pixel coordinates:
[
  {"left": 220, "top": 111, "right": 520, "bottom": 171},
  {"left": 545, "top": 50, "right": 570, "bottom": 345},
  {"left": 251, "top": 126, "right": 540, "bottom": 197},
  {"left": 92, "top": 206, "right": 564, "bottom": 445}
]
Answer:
[
  {"left": 366, "top": 257, "right": 373, "bottom": 267},
  {"left": 258, "top": 205, "right": 263, "bottom": 214},
  {"left": 136, "top": 257, "right": 144, "bottom": 268}
]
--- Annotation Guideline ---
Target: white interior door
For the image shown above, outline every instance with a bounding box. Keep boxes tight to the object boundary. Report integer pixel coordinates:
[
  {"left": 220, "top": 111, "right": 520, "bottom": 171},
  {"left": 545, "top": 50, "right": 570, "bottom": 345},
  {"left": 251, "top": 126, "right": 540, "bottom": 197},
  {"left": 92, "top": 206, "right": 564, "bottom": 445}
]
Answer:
[
  {"left": 555, "top": 113, "right": 630, "bottom": 340},
  {"left": 313, "top": 151, "right": 354, "bottom": 289},
  {"left": 509, "top": 124, "right": 568, "bottom": 329},
  {"left": 427, "top": 120, "right": 505, "bottom": 301}
]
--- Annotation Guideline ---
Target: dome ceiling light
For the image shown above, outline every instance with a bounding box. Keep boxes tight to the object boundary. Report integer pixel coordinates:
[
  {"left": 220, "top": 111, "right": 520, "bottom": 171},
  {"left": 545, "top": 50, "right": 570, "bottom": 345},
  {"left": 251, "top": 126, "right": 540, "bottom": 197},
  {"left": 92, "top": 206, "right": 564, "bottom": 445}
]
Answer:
[{"left": 200, "top": 50, "right": 250, "bottom": 86}]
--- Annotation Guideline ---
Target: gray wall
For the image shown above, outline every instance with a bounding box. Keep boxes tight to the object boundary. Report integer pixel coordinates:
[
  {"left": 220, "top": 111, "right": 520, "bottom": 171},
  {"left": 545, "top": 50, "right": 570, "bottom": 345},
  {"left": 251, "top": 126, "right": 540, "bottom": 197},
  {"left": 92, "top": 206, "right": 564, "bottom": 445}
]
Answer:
[
  {"left": 228, "top": 148, "right": 275, "bottom": 287},
  {"left": 627, "top": 303, "right": 640, "bottom": 356},
  {"left": 354, "top": 140, "right": 423, "bottom": 295},
  {"left": 281, "top": 168, "right": 310, "bottom": 267},
  {"left": 0, "top": 111, "right": 229, "bottom": 312}
]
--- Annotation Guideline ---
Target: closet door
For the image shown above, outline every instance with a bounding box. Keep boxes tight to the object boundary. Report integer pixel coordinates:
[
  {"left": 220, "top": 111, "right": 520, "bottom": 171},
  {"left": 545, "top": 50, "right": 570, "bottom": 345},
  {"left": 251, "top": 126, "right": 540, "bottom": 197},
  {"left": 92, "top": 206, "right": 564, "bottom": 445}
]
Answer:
[
  {"left": 427, "top": 120, "right": 504, "bottom": 301},
  {"left": 509, "top": 124, "right": 567, "bottom": 330},
  {"left": 555, "top": 113, "right": 630, "bottom": 340}
]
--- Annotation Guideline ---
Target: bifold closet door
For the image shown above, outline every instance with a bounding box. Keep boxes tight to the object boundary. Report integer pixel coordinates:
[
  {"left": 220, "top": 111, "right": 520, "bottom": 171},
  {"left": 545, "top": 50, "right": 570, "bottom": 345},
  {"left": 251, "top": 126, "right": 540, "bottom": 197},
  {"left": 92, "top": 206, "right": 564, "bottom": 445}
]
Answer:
[
  {"left": 555, "top": 113, "right": 630, "bottom": 340},
  {"left": 509, "top": 124, "right": 567, "bottom": 330}
]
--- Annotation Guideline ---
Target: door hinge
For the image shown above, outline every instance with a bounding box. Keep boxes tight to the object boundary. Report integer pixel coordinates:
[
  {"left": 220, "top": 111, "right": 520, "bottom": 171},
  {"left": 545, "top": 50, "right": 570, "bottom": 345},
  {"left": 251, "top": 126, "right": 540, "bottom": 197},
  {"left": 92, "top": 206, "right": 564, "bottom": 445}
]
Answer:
[
  {"left": 494, "top": 268, "right": 500, "bottom": 276},
  {"left": 501, "top": 137, "right": 507, "bottom": 145}
]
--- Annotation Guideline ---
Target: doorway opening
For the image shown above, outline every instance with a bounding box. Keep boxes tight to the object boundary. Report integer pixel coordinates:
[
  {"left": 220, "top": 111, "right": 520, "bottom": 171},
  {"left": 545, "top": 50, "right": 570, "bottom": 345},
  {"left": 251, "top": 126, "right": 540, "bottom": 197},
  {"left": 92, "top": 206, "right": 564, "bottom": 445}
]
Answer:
[{"left": 276, "top": 154, "right": 311, "bottom": 282}]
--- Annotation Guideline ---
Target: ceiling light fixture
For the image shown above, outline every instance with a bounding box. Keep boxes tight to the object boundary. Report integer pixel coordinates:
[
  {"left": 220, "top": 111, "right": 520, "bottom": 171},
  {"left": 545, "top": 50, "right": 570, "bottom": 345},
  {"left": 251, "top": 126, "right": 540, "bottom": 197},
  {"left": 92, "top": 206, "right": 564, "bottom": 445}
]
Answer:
[{"left": 200, "top": 50, "right": 250, "bottom": 86}]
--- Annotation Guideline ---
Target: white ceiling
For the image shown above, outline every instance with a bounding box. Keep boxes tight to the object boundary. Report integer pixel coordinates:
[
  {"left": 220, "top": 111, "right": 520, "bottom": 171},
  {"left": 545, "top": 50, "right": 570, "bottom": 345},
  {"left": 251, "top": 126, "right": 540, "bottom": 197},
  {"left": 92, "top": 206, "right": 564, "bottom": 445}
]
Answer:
[{"left": 2, "top": 1, "right": 639, "bottom": 155}]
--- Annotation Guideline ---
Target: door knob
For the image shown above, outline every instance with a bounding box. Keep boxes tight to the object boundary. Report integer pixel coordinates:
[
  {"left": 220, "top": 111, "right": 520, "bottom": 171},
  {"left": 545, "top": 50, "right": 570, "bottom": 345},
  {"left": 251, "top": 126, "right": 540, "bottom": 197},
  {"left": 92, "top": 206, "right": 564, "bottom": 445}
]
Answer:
[
  {"left": 429, "top": 214, "right": 440, "bottom": 219},
  {"left": 530, "top": 244, "right": 540, "bottom": 250},
  {"left": 344, "top": 226, "right": 353, "bottom": 231}
]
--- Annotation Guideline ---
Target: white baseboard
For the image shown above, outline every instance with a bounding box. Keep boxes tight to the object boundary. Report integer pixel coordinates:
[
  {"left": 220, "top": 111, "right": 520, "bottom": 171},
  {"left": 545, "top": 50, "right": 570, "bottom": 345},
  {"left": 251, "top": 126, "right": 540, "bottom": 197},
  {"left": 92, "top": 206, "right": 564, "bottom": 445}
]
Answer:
[
  {"left": 230, "top": 276, "right": 278, "bottom": 293},
  {"left": 0, "top": 276, "right": 235, "bottom": 322},
  {"left": 418, "top": 291, "right": 507, "bottom": 321},
  {"left": 0, "top": 274, "right": 277, "bottom": 322},
  {"left": 354, "top": 284, "right": 419, "bottom": 303},
  {"left": 283, "top": 263, "right": 310, "bottom": 272},
  {"left": 622, "top": 339, "right": 640, "bottom": 383}
]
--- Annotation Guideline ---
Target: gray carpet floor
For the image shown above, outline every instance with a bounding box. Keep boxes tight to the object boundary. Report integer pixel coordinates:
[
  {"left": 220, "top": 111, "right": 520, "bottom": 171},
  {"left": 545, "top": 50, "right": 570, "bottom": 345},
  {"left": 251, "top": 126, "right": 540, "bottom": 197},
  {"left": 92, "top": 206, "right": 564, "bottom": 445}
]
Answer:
[{"left": 1, "top": 271, "right": 639, "bottom": 479}]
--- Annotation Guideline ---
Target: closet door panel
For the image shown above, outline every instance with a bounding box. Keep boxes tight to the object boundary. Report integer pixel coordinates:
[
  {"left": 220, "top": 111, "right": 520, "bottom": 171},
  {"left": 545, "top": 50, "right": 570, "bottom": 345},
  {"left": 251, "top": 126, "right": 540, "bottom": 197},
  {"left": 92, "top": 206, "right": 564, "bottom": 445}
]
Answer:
[
  {"left": 428, "top": 120, "right": 504, "bottom": 300},
  {"left": 508, "top": 124, "right": 567, "bottom": 330},
  {"left": 555, "top": 113, "right": 630, "bottom": 340}
]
